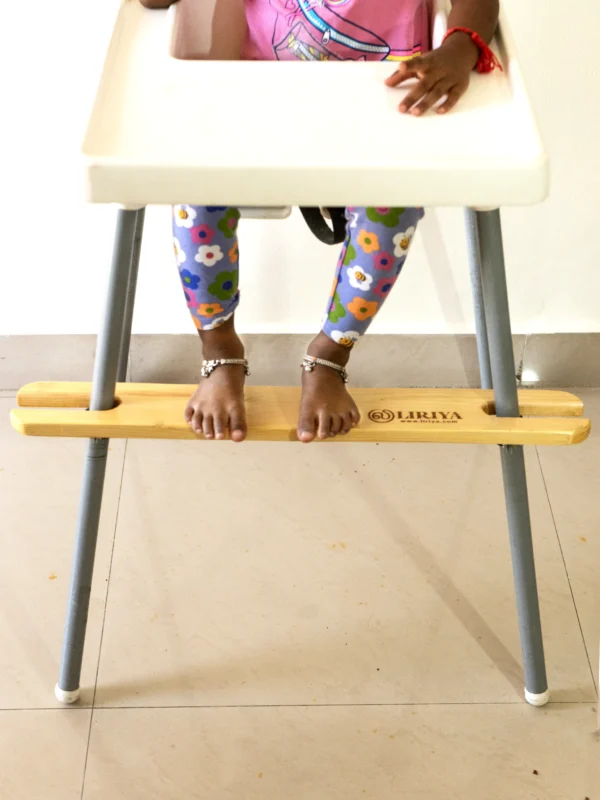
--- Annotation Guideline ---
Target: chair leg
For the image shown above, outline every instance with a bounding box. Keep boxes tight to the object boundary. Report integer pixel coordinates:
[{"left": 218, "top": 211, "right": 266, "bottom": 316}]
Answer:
[
  {"left": 464, "top": 208, "right": 493, "bottom": 390},
  {"left": 118, "top": 209, "right": 146, "bottom": 383},
  {"left": 55, "top": 209, "right": 144, "bottom": 703},
  {"left": 475, "top": 208, "right": 549, "bottom": 706}
]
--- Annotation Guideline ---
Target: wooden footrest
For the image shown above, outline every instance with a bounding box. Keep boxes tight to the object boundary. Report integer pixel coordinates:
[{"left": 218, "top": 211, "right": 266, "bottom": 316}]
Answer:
[{"left": 10, "top": 382, "right": 591, "bottom": 445}]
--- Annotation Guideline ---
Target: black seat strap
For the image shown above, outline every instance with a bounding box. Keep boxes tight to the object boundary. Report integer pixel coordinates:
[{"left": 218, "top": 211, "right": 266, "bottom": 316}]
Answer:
[{"left": 299, "top": 207, "right": 347, "bottom": 245}]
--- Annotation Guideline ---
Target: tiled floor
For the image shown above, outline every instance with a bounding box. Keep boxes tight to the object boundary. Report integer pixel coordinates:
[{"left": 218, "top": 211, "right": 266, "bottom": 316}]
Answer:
[{"left": 1, "top": 392, "right": 599, "bottom": 799}]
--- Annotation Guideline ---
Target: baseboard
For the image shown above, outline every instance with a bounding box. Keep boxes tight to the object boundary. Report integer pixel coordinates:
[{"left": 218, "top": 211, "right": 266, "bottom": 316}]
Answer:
[{"left": 1, "top": 334, "right": 599, "bottom": 392}]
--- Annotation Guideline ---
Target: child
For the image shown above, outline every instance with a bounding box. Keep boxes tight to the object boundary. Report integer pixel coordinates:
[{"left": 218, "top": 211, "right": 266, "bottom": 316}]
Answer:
[{"left": 141, "top": 0, "right": 500, "bottom": 442}]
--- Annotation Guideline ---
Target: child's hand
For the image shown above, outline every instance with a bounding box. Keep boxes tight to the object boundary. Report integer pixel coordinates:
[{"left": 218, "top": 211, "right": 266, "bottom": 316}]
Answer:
[{"left": 385, "top": 34, "right": 479, "bottom": 116}]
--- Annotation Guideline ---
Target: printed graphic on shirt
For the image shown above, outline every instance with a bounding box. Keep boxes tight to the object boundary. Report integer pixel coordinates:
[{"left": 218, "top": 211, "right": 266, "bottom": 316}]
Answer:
[{"left": 269, "top": 0, "right": 422, "bottom": 62}]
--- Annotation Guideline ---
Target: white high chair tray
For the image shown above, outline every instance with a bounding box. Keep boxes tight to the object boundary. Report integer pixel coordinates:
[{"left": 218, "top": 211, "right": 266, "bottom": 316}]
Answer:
[{"left": 83, "top": 0, "right": 548, "bottom": 208}]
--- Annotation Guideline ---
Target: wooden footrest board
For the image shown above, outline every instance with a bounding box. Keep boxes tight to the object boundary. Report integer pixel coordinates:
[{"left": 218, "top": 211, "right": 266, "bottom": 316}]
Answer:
[{"left": 10, "top": 382, "right": 590, "bottom": 445}]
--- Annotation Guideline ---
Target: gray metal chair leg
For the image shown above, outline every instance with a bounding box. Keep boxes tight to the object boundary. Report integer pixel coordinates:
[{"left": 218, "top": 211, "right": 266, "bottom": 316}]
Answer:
[
  {"left": 118, "top": 208, "right": 146, "bottom": 383},
  {"left": 55, "top": 209, "right": 144, "bottom": 704},
  {"left": 475, "top": 209, "right": 549, "bottom": 706},
  {"left": 464, "top": 208, "right": 492, "bottom": 390}
]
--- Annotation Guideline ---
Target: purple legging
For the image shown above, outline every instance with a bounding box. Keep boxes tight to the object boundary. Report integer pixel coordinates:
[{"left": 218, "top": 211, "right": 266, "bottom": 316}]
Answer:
[{"left": 173, "top": 205, "right": 424, "bottom": 347}]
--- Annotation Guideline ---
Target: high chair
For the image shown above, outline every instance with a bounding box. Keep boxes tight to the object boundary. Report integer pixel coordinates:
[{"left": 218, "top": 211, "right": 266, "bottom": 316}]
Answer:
[{"left": 10, "top": 0, "right": 590, "bottom": 706}]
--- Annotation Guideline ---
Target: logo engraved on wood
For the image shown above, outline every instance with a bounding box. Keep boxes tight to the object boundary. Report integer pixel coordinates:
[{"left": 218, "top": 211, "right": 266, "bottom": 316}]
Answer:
[{"left": 368, "top": 410, "right": 463, "bottom": 424}]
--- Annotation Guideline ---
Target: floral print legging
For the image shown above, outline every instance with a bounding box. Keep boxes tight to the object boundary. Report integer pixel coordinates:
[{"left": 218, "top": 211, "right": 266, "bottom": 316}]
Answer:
[{"left": 173, "top": 205, "right": 424, "bottom": 346}]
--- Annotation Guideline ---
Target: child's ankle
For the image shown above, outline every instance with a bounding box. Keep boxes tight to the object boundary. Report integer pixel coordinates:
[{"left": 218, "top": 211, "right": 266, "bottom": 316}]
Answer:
[
  {"left": 308, "top": 331, "right": 352, "bottom": 367},
  {"left": 199, "top": 320, "right": 244, "bottom": 359}
]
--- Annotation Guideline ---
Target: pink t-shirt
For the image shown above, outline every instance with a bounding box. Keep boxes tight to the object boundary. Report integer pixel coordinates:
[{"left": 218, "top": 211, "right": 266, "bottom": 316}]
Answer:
[{"left": 242, "top": 0, "right": 431, "bottom": 62}]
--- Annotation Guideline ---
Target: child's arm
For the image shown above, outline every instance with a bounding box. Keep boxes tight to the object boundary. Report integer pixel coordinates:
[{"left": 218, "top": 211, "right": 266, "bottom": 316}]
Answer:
[
  {"left": 386, "top": 0, "right": 500, "bottom": 116},
  {"left": 139, "top": 0, "right": 178, "bottom": 8}
]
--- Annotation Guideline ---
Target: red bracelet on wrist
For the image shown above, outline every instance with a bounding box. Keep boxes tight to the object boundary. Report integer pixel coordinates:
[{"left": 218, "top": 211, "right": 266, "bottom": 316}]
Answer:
[{"left": 443, "top": 27, "right": 503, "bottom": 74}]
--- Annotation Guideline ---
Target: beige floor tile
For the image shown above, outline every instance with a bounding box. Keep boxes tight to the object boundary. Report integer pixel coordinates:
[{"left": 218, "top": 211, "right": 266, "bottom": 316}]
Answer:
[
  {"left": 0, "top": 335, "right": 97, "bottom": 392},
  {"left": 130, "top": 333, "right": 526, "bottom": 389},
  {"left": 0, "top": 709, "right": 90, "bottom": 800},
  {"left": 83, "top": 704, "right": 600, "bottom": 800},
  {"left": 95, "top": 438, "right": 594, "bottom": 707},
  {"left": 537, "top": 389, "right": 600, "bottom": 685},
  {"left": 0, "top": 399, "right": 125, "bottom": 707},
  {"left": 523, "top": 336, "right": 600, "bottom": 388}
]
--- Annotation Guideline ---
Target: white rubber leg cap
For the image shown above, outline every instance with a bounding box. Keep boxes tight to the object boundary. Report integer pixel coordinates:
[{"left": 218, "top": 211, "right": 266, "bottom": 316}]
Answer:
[
  {"left": 525, "top": 688, "right": 550, "bottom": 707},
  {"left": 55, "top": 684, "right": 80, "bottom": 704}
]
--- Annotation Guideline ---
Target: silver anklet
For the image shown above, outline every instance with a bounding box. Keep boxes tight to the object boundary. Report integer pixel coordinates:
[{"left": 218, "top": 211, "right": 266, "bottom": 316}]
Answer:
[
  {"left": 301, "top": 354, "right": 349, "bottom": 384},
  {"left": 201, "top": 359, "right": 250, "bottom": 379}
]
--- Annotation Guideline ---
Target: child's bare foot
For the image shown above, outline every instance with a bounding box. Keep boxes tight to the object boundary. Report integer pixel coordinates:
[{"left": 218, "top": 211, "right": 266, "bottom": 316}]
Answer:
[
  {"left": 185, "top": 319, "right": 247, "bottom": 442},
  {"left": 297, "top": 332, "right": 361, "bottom": 443}
]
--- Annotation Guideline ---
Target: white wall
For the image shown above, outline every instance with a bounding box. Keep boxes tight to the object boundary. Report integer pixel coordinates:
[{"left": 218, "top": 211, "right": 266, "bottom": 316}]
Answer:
[{"left": 1, "top": 0, "right": 598, "bottom": 336}]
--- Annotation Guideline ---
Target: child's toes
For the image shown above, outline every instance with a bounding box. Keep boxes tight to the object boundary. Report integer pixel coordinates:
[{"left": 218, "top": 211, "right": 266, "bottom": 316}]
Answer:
[
  {"left": 329, "top": 413, "right": 343, "bottom": 437},
  {"left": 317, "top": 411, "right": 330, "bottom": 440},
  {"left": 184, "top": 405, "right": 194, "bottom": 424},
  {"left": 297, "top": 411, "right": 318, "bottom": 443},
  {"left": 350, "top": 407, "right": 361, "bottom": 426},
  {"left": 213, "top": 411, "right": 227, "bottom": 440},
  {"left": 191, "top": 409, "right": 203, "bottom": 434},
  {"left": 229, "top": 408, "right": 247, "bottom": 443},
  {"left": 341, "top": 413, "right": 353, "bottom": 435},
  {"left": 202, "top": 415, "right": 215, "bottom": 440}
]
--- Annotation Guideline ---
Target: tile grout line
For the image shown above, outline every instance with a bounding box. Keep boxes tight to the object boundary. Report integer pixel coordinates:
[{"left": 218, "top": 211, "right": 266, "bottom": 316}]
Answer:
[
  {"left": 2, "top": 699, "right": 595, "bottom": 713},
  {"left": 79, "top": 437, "right": 130, "bottom": 800},
  {"left": 79, "top": 699, "right": 600, "bottom": 710},
  {"left": 535, "top": 446, "right": 598, "bottom": 697}
]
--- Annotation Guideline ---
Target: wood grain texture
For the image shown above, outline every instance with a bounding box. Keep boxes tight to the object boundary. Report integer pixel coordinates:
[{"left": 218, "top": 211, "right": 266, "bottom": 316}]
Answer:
[{"left": 11, "top": 383, "right": 591, "bottom": 446}]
